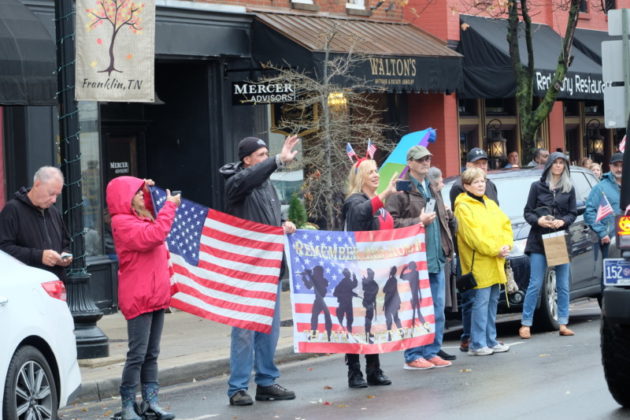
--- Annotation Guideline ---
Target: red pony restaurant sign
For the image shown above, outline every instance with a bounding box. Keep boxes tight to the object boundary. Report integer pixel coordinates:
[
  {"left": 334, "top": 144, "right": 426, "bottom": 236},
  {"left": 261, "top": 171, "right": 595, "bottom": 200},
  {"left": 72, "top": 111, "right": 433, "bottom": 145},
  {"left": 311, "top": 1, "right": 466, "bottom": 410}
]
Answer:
[{"left": 75, "top": 0, "right": 155, "bottom": 102}]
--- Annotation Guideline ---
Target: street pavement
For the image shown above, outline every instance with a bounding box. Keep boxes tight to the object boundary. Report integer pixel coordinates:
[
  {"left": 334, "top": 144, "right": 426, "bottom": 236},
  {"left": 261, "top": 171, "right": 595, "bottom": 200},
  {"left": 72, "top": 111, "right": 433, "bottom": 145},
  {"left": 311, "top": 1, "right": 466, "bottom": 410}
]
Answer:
[
  {"left": 75, "top": 289, "right": 321, "bottom": 403},
  {"left": 61, "top": 299, "right": 628, "bottom": 419}
]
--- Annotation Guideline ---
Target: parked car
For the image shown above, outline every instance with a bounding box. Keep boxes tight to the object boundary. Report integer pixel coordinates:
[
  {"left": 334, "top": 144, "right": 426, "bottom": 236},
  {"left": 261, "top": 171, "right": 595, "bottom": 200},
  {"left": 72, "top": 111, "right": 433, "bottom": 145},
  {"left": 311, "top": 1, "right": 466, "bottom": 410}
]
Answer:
[
  {"left": 1, "top": 250, "right": 81, "bottom": 419},
  {"left": 443, "top": 166, "right": 618, "bottom": 330}
]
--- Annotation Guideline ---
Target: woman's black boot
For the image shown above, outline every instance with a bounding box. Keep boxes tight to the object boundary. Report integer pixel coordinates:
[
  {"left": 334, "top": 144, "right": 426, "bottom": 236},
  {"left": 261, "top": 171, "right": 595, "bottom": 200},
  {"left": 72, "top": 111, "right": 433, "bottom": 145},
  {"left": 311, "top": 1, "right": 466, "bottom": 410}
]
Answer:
[
  {"left": 346, "top": 354, "right": 368, "bottom": 388},
  {"left": 366, "top": 354, "right": 392, "bottom": 386}
]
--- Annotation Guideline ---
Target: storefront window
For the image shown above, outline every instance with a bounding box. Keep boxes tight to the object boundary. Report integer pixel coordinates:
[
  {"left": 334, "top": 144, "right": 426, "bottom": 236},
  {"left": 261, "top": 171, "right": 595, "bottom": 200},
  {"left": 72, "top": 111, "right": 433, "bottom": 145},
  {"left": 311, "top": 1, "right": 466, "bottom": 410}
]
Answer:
[
  {"left": 78, "top": 102, "right": 103, "bottom": 256},
  {"left": 485, "top": 98, "right": 515, "bottom": 116},
  {"left": 265, "top": 104, "right": 304, "bottom": 219},
  {"left": 458, "top": 99, "right": 477, "bottom": 116}
]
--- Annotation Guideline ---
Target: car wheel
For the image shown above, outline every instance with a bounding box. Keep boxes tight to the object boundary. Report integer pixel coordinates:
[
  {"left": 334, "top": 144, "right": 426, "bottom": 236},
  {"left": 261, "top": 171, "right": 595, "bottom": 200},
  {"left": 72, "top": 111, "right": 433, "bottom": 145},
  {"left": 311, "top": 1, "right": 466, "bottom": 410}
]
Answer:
[
  {"left": 601, "top": 316, "right": 630, "bottom": 407},
  {"left": 534, "top": 268, "right": 560, "bottom": 331},
  {"left": 2, "top": 345, "right": 58, "bottom": 420}
]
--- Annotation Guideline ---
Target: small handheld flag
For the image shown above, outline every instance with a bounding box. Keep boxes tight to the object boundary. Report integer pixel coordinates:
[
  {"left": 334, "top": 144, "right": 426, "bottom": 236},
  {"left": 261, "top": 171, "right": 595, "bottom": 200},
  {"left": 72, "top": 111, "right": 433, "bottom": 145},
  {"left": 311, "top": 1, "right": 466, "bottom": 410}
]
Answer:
[
  {"left": 346, "top": 143, "right": 357, "bottom": 161},
  {"left": 366, "top": 139, "right": 377, "bottom": 159},
  {"left": 596, "top": 193, "right": 614, "bottom": 223}
]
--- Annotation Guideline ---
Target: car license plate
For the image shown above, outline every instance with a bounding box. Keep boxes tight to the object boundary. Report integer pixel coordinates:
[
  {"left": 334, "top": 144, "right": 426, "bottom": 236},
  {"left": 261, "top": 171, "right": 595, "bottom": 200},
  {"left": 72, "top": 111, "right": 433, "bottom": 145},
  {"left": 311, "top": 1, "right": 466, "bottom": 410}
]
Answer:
[{"left": 603, "top": 258, "right": 630, "bottom": 286}]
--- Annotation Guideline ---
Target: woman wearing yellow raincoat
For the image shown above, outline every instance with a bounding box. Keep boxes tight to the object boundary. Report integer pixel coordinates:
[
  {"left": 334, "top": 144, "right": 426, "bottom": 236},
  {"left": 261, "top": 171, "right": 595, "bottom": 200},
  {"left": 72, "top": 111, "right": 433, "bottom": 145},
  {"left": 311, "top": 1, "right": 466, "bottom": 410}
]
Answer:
[{"left": 454, "top": 167, "right": 513, "bottom": 356}]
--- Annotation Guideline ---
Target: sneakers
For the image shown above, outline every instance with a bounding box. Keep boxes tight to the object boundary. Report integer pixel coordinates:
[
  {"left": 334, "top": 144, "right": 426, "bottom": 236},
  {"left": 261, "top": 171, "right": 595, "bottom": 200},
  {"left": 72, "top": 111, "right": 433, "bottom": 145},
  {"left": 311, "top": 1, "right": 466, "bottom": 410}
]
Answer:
[
  {"left": 459, "top": 338, "right": 470, "bottom": 352},
  {"left": 403, "top": 357, "right": 434, "bottom": 370},
  {"left": 229, "top": 390, "right": 253, "bottom": 406},
  {"left": 255, "top": 384, "right": 296, "bottom": 401},
  {"left": 468, "top": 346, "right": 494, "bottom": 356},
  {"left": 426, "top": 356, "right": 452, "bottom": 368},
  {"left": 490, "top": 343, "right": 510, "bottom": 353}
]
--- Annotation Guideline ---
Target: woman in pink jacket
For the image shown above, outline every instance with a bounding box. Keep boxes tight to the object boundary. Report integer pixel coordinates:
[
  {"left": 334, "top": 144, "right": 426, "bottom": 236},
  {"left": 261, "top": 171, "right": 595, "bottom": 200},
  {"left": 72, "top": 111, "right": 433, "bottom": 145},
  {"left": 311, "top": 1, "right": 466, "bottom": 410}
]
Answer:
[{"left": 106, "top": 176, "right": 180, "bottom": 420}]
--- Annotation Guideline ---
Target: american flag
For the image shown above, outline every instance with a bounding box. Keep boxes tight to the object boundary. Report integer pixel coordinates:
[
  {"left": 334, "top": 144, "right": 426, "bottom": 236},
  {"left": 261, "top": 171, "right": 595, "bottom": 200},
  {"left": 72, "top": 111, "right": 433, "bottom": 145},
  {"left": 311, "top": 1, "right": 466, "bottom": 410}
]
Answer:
[
  {"left": 151, "top": 188, "right": 285, "bottom": 333},
  {"left": 366, "top": 139, "right": 377, "bottom": 159},
  {"left": 596, "top": 192, "right": 614, "bottom": 223},
  {"left": 346, "top": 143, "right": 357, "bottom": 161},
  {"left": 286, "top": 225, "right": 434, "bottom": 354}
]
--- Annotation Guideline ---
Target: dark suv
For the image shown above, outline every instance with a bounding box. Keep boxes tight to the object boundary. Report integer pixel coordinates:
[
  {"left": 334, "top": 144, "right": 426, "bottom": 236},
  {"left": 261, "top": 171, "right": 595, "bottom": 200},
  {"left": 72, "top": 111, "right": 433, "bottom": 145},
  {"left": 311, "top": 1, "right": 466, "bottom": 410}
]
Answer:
[{"left": 443, "top": 166, "right": 618, "bottom": 330}]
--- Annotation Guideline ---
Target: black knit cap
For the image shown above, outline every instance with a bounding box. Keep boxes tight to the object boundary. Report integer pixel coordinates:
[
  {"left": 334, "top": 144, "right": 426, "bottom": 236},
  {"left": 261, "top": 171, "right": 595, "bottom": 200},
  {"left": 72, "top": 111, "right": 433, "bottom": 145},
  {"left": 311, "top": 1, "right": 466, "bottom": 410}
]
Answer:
[{"left": 238, "top": 137, "right": 267, "bottom": 160}]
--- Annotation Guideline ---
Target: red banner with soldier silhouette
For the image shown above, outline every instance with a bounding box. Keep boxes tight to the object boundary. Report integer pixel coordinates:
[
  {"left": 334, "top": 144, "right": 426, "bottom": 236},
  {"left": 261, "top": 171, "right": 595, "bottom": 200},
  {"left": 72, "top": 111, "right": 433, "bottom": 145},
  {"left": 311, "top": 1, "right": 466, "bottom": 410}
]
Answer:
[{"left": 286, "top": 225, "right": 435, "bottom": 354}]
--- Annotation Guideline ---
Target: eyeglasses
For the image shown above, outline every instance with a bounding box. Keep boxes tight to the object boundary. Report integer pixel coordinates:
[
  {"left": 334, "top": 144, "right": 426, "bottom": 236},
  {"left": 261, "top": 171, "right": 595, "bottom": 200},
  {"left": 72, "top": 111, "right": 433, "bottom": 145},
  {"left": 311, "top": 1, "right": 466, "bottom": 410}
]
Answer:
[{"left": 414, "top": 156, "right": 432, "bottom": 163}]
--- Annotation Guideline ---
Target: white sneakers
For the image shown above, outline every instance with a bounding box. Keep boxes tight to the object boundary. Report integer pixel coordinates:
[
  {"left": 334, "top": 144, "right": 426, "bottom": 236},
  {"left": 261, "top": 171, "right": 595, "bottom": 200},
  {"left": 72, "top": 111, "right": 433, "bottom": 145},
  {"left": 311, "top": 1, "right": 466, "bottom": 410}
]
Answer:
[
  {"left": 491, "top": 343, "right": 510, "bottom": 353},
  {"left": 468, "top": 346, "right": 494, "bottom": 356},
  {"left": 468, "top": 343, "right": 510, "bottom": 356}
]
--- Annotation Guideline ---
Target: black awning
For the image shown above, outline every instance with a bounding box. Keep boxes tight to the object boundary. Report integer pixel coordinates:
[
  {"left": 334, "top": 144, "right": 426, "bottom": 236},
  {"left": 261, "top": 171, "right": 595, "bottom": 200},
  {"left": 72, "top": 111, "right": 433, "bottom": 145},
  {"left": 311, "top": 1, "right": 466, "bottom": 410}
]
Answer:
[
  {"left": 573, "top": 28, "right": 617, "bottom": 66},
  {"left": 458, "top": 15, "right": 604, "bottom": 101},
  {"left": 0, "top": 0, "right": 56, "bottom": 105},
  {"left": 252, "top": 12, "right": 462, "bottom": 93}
]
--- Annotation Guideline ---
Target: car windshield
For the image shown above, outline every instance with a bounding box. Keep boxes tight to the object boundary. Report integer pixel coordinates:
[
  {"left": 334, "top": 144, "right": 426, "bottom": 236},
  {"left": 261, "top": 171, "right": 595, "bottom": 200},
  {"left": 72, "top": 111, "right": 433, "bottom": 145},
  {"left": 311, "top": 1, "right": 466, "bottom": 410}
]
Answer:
[
  {"left": 443, "top": 173, "right": 538, "bottom": 223},
  {"left": 491, "top": 176, "right": 538, "bottom": 221}
]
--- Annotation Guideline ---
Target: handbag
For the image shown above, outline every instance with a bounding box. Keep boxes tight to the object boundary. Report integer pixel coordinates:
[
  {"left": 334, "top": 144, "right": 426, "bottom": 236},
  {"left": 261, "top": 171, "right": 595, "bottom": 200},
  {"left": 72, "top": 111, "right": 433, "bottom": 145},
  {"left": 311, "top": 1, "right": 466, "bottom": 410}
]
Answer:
[
  {"left": 505, "top": 260, "right": 519, "bottom": 294},
  {"left": 457, "top": 251, "right": 477, "bottom": 292}
]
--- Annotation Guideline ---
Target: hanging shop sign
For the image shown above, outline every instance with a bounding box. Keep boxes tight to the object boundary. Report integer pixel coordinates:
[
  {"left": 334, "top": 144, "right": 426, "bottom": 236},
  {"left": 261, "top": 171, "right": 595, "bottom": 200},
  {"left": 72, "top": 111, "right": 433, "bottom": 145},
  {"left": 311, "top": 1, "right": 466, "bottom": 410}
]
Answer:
[
  {"left": 75, "top": 0, "right": 156, "bottom": 102},
  {"left": 232, "top": 81, "right": 297, "bottom": 105}
]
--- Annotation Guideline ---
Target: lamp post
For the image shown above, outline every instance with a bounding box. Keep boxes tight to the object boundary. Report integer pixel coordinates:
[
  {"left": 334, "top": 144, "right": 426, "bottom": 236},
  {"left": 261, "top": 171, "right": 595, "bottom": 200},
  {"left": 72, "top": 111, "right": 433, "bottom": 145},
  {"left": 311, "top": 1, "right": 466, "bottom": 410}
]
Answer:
[
  {"left": 54, "top": 0, "right": 109, "bottom": 359},
  {"left": 486, "top": 119, "right": 507, "bottom": 169}
]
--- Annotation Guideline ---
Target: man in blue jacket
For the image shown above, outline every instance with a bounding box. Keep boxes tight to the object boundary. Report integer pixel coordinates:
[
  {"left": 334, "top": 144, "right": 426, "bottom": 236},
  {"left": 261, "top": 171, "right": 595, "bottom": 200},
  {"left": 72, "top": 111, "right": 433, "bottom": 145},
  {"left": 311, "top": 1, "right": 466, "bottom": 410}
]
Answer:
[{"left": 585, "top": 152, "right": 623, "bottom": 261}]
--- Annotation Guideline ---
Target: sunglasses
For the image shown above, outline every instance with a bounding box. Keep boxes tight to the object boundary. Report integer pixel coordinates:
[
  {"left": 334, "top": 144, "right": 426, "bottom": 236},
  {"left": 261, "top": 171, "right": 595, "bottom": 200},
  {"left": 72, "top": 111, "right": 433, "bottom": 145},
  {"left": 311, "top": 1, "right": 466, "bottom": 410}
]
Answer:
[{"left": 414, "top": 156, "right": 432, "bottom": 163}]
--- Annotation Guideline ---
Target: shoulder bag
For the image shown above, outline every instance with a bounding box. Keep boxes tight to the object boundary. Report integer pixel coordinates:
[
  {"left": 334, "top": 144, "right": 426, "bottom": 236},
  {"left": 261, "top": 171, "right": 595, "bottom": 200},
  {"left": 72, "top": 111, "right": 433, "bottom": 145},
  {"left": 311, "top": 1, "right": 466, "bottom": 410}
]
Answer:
[{"left": 456, "top": 251, "right": 477, "bottom": 292}]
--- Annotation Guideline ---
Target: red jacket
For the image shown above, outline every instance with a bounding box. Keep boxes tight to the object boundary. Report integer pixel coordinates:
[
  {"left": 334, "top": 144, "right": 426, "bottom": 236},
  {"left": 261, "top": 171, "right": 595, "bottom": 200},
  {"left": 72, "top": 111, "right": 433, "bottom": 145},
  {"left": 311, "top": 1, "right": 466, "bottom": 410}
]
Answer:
[{"left": 106, "top": 176, "right": 176, "bottom": 320}]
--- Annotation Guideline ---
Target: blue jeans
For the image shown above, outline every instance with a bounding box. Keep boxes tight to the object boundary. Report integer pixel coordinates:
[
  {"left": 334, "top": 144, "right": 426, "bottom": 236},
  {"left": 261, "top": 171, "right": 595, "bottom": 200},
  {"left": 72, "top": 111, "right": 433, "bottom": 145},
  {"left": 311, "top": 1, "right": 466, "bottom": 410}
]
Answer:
[
  {"left": 227, "top": 283, "right": 282, "bottom": 397},
  {"left": 121, "top": 310, "right": 164, "bottom": 389},
  {"left": 404, "top": 269, "right": 445, "bottom": 363},
  {"left": 459, "top": 288, "right": 476, "bottom": 342},
  {"left": 470, "top": 284, "right": 500, "bottom": 350},
  {"left": 521, "top": 253, "right": 570, "bottom": 327}
]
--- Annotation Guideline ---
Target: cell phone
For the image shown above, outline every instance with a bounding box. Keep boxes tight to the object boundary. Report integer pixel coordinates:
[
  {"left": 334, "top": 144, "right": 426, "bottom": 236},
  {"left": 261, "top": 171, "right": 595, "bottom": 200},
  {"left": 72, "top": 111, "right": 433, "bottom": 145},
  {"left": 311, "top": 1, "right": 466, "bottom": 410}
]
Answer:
[
  {"left": 172, "top": 190, "right": 181, "bottom": 196},
  {"left": 425, "top": 198, "right": 436, "bottom": 214},
  {"left": 396, "top": 180, "right": 411, "bottom": 192},
  {"left": 61, "top": 252, "right": 72, "bottom": 260}
]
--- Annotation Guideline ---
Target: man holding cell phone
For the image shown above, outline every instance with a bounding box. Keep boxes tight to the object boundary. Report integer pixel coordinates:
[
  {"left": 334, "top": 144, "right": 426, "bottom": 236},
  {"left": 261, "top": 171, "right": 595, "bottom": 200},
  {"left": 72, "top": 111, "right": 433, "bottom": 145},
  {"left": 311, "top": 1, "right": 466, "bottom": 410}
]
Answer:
[
  {"left": 386, "top": 145, "right": 454, "bottom": 371},
  {"left": 0, "top": 166, "right": 72, "bottom": 281}
]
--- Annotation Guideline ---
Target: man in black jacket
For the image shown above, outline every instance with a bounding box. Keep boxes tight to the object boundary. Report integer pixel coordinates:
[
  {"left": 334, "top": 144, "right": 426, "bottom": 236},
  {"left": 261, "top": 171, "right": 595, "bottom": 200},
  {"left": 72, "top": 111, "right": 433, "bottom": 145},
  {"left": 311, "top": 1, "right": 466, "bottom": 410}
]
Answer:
[
  {"left": 219, "top": 135, "right": 299, "bottom": 407},
  {"left": 449, "top": 148, "right": 499, "bottom": 353},
  {"left": 0, "top": 166, "right": 72, "bottom": 280}
]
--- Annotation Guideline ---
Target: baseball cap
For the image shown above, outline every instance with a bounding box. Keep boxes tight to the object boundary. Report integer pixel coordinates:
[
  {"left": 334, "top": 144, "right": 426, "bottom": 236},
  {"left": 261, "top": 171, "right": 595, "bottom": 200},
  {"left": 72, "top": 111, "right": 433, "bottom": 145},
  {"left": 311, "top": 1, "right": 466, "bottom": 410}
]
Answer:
[
  {"left": 407, "top": 145, "right": 432, "bottom": 161},
  {"left": 466, "top": 147, "right": 488, "bottom": 163},
  {"left": 610, "top": 152, "right": 624, "bottom": 164}
]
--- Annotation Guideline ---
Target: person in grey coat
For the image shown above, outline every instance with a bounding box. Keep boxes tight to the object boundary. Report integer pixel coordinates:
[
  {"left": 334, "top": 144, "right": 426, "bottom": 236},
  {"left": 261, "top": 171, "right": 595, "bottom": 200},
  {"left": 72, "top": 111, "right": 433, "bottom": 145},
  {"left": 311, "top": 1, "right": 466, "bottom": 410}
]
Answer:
[{"left": 218, "top": 135, "right": 299, "bottom": 407}]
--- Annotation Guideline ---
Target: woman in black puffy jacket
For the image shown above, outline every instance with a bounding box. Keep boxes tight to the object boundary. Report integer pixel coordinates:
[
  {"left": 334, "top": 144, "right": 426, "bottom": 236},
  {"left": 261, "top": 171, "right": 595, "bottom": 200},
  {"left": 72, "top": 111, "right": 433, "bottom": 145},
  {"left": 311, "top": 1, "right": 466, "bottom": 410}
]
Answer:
[{"left": 341, "top": 158, "right": 397, "bottom": 388}]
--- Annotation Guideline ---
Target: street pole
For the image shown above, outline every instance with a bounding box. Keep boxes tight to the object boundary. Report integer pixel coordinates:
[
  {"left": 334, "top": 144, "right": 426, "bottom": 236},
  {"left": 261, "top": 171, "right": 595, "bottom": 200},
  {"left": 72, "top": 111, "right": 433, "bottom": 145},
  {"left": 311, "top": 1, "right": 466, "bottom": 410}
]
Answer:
[
  {"left": 54, "top": 0, "right": 108, "bottom": 359},
  {"left": 621, "top": 9, "right": 630, "bottom": 210}
]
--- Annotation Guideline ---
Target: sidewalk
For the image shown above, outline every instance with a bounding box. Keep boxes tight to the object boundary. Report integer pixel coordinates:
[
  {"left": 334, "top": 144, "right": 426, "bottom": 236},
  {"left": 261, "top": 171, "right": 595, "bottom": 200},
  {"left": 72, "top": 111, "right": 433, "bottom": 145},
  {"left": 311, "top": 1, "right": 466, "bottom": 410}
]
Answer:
[{"left": 75, "top": 290, "right": 315, "bottom": 403}]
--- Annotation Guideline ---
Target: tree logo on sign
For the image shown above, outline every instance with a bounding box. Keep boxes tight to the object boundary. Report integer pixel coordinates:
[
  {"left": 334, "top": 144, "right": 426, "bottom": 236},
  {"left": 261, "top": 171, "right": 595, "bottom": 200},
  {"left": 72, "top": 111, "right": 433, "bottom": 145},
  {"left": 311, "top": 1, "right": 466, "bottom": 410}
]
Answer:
[{"left": 86, "top": 0, "right": 144, "bottom": 76}]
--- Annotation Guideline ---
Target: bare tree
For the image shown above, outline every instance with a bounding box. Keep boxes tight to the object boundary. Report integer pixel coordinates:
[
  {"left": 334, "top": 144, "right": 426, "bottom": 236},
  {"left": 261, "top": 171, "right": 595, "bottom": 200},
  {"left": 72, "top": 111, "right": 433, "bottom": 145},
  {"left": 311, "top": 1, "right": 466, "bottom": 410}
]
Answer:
[{"left": 259, "top": 24, "right": 397, "bottom": 230}]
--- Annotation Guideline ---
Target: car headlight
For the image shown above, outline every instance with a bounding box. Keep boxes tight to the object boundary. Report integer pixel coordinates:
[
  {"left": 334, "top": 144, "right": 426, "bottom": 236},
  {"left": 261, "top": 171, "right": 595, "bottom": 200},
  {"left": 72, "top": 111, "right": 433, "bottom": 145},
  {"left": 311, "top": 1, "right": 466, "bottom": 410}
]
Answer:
[{"left": 510, "top": 239, "right": 527, "bottom": 257}]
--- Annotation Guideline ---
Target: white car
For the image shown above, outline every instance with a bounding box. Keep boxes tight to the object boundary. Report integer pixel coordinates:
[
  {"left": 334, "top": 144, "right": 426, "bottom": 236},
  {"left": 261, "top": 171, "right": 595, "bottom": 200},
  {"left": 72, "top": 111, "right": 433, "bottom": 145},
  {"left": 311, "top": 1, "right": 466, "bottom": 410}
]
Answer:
[{"left": 0, "top": 250, "right": 81, "bottom": 419}]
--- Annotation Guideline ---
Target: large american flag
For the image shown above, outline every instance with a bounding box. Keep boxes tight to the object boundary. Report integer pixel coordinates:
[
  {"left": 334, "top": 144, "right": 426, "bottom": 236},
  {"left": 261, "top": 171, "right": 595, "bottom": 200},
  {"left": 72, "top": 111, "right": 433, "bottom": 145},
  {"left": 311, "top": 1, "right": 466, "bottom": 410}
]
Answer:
[{"left": 151, "top": 188, "right": 285, "bottom": 333}]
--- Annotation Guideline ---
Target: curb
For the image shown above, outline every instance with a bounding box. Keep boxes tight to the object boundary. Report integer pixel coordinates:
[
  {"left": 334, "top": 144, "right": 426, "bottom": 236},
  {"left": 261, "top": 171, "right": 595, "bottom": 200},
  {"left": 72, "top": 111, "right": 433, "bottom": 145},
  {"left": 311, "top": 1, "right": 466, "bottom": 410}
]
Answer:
[{"left": 73, "top": 346, "right": 322, "bottom": 403}]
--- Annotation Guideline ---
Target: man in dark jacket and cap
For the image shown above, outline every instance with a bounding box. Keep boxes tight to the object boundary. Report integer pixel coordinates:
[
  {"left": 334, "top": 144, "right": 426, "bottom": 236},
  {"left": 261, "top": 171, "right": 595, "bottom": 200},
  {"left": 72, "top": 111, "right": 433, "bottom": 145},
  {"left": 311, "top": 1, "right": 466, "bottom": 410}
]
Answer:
[
  {"left": 0, "top": 166, "right": 72, "bottom": 280},
  {"left": 448, "top": 147, "right": 499, "bottom": 354},
  {"left": 219, "top": 134, "right": 299, "bottom": 406}
]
